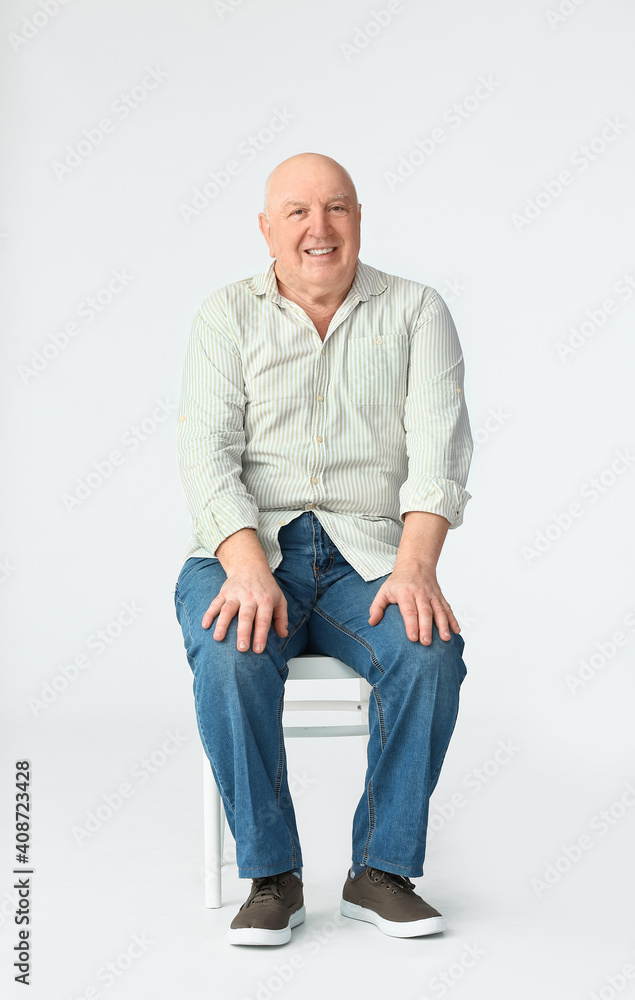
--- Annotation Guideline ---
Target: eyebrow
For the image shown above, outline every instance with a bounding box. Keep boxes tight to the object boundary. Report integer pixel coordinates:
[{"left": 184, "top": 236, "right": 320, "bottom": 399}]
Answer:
[{"left": 281, "top": 193, "right": 353, "bottom": 208}]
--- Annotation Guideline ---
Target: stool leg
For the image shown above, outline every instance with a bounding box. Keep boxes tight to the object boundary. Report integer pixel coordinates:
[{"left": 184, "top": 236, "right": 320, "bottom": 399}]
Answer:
[
  {"left": 220, "top": 803, "right": 226, "bottom": 862},
  {"left": 203, "top": 759, "right": 222, "bottom": 908}
]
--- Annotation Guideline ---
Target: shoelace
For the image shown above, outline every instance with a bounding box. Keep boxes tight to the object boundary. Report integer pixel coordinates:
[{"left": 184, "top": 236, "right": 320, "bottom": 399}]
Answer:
[
  {"left": 248, "top": 874, "right": 288, "bottom": 906},
  {"left": 367, "top": 867, "right": 416, "bottom": 894}
]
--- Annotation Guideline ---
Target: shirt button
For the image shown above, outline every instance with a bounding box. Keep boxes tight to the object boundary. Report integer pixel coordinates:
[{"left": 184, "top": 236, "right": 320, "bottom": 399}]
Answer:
[
  {"left": 317, "top": 394, "right": 324, "bottom": 401},
  {"left": 311, "top": 476, "right": 319, "bottom": 484},
  {"left": 279, "top": 520, "right": 286, "bottom": 525},
  {"left": 376, "top": 337, "right": 383, "bottom": 345},
  {"left": 456, "top": 387, "right": 462, "bottom": 394},
  {"left": 316, "top": 435, "right": 323, "bottom": 443},
  {"left": 179, "top": 415, "right": 186, "bottom": 422},
  {"left": 321, "top": 347, "right": 326, "bottom": 355}
]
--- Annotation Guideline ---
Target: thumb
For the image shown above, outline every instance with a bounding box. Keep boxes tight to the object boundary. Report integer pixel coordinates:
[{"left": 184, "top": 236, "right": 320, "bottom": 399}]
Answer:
[
  {"left": 272, "top": 603, "right": 289, "bottom": 637},
  {"left": 368, "top": 590, "right": 388, "bottom": 626}
]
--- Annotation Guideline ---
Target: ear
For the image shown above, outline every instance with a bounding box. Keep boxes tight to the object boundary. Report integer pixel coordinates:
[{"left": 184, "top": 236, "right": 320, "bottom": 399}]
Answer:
[{"left": 258, "top": 213, "right": 276, "bottom": 259}]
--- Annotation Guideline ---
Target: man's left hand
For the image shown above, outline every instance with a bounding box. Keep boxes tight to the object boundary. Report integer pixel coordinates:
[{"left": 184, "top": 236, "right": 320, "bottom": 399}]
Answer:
[{"left": 368, "top": 567, "right": 460, "bottom": 644}]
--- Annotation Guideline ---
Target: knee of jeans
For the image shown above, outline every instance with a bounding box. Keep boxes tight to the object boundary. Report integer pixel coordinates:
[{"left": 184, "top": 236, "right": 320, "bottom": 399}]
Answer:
[
  {"left": 196, "top": 621, "right": 284, "bottom": 692},
  {"left": 433, "top": 625, "right": 465, "bottom": 660},
  {"left": 399, "top": 626, "right": 465, "bottom": 683},
  {"left": 430, "top": 629, "right": 467, "bottom": 688}
]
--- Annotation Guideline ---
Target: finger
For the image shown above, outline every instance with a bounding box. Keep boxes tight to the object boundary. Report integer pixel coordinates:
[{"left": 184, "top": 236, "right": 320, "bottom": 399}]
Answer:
[
  {"left": 236, "top": 603, "right": 257, "bottom": 651},
  {"left": 368, "top": 590, "right": 388, "bottom": 626},
  {"left": 212, "top": 599, "right": 239, "bottom": 640},
  {"left": 272, "top": 603, "right": 289, "bottom": 639},
  {"left": 251, "top": 604, "right": 274, "bottom": 653},
  {"left": 202, "top": 595, "right": 222, "bottom": 629},
  {"left": 431, "top": 598, "right": 452, "bottom": 641},
  {"left": 415, "top": 599, "right": 434, "bottom": 645},
  {"left": 447, "top": 607, "right": 461, "bottom": 633},
  {"left": 398, "top": 599, "right": 421, "bottom": 642}
]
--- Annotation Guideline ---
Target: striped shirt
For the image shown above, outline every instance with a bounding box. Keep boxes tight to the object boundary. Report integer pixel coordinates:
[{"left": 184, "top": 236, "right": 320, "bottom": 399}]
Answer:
[{"left": 176, "top": 259, "right": 473, "bottom": 582}]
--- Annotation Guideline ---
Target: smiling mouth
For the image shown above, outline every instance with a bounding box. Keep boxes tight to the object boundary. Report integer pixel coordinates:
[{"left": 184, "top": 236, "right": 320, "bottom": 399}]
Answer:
[{"left": 305, "top": 247, "right": 337, "bottom": 256}]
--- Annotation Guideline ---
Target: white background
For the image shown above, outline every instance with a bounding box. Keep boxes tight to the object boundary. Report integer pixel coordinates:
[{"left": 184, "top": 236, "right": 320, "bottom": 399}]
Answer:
[{"left": 1, "top": 0, "right": 634, "bottom": 997}]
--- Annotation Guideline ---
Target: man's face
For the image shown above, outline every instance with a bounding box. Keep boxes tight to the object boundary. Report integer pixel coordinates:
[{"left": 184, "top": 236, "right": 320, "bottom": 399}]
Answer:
[{"left": 258, "top": 157, "right": 361, "bottom": 297}]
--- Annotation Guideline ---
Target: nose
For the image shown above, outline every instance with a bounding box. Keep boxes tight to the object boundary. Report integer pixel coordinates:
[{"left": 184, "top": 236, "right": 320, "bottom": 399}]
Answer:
[{"left": 307, "top": 209, "right": 333, "bottom": 239}]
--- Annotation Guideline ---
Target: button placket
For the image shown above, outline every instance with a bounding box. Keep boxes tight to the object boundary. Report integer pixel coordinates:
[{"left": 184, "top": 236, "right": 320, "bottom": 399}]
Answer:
[{"left": 309, "top": 339, "right": 327, "bottom": 509}]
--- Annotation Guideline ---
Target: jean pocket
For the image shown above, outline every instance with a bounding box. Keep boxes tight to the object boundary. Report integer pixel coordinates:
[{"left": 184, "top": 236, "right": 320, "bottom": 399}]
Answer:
[{"left": 346, "top": 333, "right": 408, "bottom": 406}]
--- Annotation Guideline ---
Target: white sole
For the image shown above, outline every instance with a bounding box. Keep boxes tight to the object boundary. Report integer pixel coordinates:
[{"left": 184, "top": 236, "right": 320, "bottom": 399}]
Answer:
[
  {"left": 227, "top": 905, "right": 306, "bottom": 946},
  {"left": 340, "top": 899, "right": 446, "bottom": 938}
]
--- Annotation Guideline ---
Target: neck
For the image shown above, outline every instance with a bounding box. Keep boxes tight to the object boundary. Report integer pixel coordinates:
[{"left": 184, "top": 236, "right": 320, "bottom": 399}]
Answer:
[{"left": 274, "top": 265, "right": 356, "bottom": 316}]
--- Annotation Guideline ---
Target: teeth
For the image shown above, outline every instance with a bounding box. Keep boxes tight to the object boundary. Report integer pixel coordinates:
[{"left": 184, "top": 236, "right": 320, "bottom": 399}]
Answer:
[{"left": 306, "top": 248, "right": 336, "bottom": 255}]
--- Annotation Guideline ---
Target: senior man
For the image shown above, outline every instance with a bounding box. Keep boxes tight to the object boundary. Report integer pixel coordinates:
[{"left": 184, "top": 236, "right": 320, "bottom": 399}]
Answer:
[{"left": 174, "top": 152, "right": 473, "bottom": 945}]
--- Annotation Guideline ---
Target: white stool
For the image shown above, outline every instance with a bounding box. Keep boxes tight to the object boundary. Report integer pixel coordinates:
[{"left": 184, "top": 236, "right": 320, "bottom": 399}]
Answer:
[{"left": 202, "top": 654, "right": 371, "bottom": 907}]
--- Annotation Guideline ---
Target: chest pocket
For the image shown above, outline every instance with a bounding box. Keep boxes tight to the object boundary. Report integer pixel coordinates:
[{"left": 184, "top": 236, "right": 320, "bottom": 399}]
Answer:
[{"left": 346, "top": 333, "right": 409, "bottom": 406}]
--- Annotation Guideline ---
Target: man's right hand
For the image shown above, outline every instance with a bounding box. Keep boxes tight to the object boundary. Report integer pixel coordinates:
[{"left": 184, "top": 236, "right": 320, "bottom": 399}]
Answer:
[{"left": 202, "top": 570, "right": 289, "bottom": 654}]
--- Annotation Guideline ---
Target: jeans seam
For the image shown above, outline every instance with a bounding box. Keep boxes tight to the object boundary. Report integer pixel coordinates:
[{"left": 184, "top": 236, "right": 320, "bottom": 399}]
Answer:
[
  {"left": 274, "top": 692, "right": 285, "bottom": 800},
  {"left": 372, "top": 684, "right": 387, "bottom": 751},
  {"left": 364, "top": 855, "right": 418, "bottom": 872},
  {"left": 174, "top": 592, "right": 193, "bottom": 646},
  {"left": 362, "top": 777, "right": 375, "bottom": 865},
  {"left": 310, "top": 512, "right": 320, "bottom": 598},
  {"left": 279, "top": 614, "right": 306, "bottom": 661},
  {"left": 275, "top": 692, "right": 298, "bottom": 870},
  {"left": 326, "top": 534, "right": 335, "bottom": 572},
  {"left": 239, "top": 860, "right": 297, "bottom": 874},
  {"left": 312, "top": 607, "right": 386, "bottom": 676},
  {"left": 289, "top": 833, "right": 297, "bottom": 870}
]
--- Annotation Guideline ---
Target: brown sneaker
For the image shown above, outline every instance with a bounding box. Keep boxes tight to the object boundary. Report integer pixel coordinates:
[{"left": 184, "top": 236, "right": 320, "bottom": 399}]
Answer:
[
  {"left": 228, "top": 872, "right": 305, "bottom": 946},
  {"left": 340, "top": 867, "right": 446, "bottom": 938}
]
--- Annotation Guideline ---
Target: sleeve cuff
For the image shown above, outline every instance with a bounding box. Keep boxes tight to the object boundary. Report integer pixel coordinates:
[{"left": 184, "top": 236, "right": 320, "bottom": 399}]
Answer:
[
  {"left": 399, "top": 477, "right": 472, "bottom": 529},
  {"left": 194, "top": 494, "right": 260, "bottom": 556}
]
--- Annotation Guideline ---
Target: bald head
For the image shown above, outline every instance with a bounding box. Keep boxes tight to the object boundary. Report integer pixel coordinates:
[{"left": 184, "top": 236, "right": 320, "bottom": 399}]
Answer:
[
  {"left": 263, "top": 152, "right": 359, "bottom": 216},
  {"left": 258, "top": 152, "right": 362, "bottom": 304}
]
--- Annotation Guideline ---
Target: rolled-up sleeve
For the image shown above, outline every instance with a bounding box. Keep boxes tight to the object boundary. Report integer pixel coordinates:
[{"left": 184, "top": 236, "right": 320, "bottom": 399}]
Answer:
[
  {"left": 176, "top": 303, "right": 259, "bottom": 557},
  {"left": 398, "top": 290, "right": 473, "bottom": 529}
]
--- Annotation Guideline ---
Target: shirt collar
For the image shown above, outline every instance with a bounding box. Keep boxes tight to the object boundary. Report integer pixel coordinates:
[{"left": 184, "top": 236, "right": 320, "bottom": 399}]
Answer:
[{"left": 245, "top": 259, "right": 388, "bottom": 304}]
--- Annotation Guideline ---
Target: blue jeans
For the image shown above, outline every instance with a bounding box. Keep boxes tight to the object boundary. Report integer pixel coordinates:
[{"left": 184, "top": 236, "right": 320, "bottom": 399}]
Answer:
[{"left": 174, "top": 512, "right": 467, "bottom": 879}]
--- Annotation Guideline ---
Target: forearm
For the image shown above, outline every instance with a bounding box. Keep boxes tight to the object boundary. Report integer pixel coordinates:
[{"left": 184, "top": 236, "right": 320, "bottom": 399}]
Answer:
[
  {"left": 370, "top": 510, "right": 458, "bottom": 641},
  {"left": 399, "top": 293, "right": 473, "bottom": 531},
  {"left": 178, "top": 311, "right": 260, "bottom": 557},
  {"left": 215, "top": 527, "right": 271, "bottom": 576},
  {"left": 394, "top": 511, "right": 450, "bottom": 572}
]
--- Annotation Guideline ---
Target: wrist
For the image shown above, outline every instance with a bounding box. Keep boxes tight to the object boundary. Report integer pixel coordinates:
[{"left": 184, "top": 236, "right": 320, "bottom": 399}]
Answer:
[
  {"left": 215, "top": 528, "right": 271, "bottom": 576},
  {"left": 393, "top": 554, "right": 438, "bottom": 576}
]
